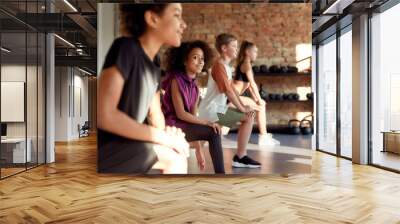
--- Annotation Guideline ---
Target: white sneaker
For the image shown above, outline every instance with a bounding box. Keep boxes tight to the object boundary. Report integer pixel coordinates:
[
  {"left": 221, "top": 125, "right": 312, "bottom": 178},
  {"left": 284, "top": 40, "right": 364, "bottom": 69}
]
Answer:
[{"left": 258, "top": 134, "right": 280, "bottom": 146}]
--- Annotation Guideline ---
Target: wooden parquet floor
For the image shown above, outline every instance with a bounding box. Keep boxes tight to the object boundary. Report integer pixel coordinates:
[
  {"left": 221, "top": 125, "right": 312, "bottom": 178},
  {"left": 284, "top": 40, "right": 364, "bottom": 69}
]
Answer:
[{"left": 1, "top": 135, "right": 400, "bottom": 223}]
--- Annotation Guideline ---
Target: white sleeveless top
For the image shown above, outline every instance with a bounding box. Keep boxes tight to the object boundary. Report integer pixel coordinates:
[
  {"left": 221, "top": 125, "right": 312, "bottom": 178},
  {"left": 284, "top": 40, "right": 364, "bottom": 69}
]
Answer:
[{"left": 198, "top": 62, "right": 233, "bottom": 122}]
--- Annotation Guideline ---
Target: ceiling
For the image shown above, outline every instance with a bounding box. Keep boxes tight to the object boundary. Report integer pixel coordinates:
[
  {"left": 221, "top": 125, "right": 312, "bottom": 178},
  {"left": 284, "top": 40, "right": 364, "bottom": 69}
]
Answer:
[
  {"left": 0, "top": 0, "right": 97, "bottom": 73},
  {"left": 312, "top": 0, "right": 389, "bottom": 43}
]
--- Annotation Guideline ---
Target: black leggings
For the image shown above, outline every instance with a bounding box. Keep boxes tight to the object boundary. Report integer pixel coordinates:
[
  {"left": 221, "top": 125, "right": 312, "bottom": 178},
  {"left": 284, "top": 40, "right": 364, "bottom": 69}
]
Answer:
[{"left": 181, "top": 124, "right": 225, "bottom": 174}]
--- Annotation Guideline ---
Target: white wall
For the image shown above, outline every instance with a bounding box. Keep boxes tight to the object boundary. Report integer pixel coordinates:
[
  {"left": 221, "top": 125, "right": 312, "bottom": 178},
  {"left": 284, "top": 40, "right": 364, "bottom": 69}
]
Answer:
[
  {"left": 72, "top": 73, "right": 89, "bottom": 138},
  {"left": 1, "top": 65, "right": 26, "bottom": 142},
  {"left": 55, "top": 66, "right": 69, "bottom": 141},
  {"left": 1, "top": 65, "right": 39, "bottom": 138},
  {"left": 97, "top": 3, "right": 119, "bottom": 76},
  {"left": 1, "top": 64, "right": 46, "bottom": 164},
  {"left": 55, "top": 67, "right": 89, "bottom": 141}
]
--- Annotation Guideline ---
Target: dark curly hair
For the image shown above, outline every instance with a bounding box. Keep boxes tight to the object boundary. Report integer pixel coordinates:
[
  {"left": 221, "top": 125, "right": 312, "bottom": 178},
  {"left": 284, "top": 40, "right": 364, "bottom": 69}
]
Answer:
[
  {"left": 119, "top": 4, "right": 168, "bottom": 38},
  {"left": 165, "top": 40, "right": 214, "bottom": 73}
]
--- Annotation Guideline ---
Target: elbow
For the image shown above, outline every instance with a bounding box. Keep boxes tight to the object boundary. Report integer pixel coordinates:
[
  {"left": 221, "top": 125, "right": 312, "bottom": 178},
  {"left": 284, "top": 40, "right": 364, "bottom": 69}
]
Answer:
[
  {"left": 225, "top": 88, "right": 234, "bottom": 97},
  {"left": 97, "top": 107, "right": 113, "bottom": 130},
  {"left": 176, "top": 111, "right": 187, "bottom": 121},
  {"left": 97, "top": 112, "right": 107, "bottom": 130}
]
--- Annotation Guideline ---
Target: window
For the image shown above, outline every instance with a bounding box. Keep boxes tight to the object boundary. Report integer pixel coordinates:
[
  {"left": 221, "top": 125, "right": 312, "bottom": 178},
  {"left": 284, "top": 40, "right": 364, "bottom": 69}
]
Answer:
[
  {"left": 370, "top": 3, "right": 400, "bottom": 171},
  {"left": 0, "top": 1, "right": 46, "bottom": 179},
  {"left": 317, "top": 36, "right": 337, "bottom": 154},
  {"left": 339, "top": 28, "right": 352, "bottom": 158}
]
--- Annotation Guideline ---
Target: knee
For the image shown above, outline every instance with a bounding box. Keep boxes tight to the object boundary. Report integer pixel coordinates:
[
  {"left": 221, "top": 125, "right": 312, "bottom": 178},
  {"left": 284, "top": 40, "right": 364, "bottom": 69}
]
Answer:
[
  {"left": 260, "top": 100, "right": 266, "bottom": 111},
  {"left": 243, "top": 114, "right": 255, "bottom": 123},
  {"left": 208, "top": 131, "right": 221, "bottom": 142},
  {"left": 205, "top": 127, "right": 221, "bottom": 140}
]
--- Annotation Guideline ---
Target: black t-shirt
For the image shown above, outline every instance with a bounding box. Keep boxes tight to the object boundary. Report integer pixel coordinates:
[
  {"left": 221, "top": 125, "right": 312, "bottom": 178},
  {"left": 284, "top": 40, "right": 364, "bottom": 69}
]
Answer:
[{"left": 98, "top": 37, "right": 161, "bottom": 148}]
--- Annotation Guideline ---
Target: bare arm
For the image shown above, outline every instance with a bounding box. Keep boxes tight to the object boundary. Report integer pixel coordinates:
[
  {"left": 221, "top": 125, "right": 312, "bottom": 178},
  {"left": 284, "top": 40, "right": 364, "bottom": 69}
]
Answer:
[
  {"left": 243, "top": 63, "right": 263, "bottom": 103},
  {"left": 147, "top": 91, "right": 166, "bottom": 130},
  {"left": 227, "top": 82, "right": 247, "bottom": 110},
  {"left": 212, "top": 62, "right": 247, "bottom": 112},
  {"left": 247, "top": 85, "right": 259, "bottom": 101},
  {"left": 191, "top": 92, "right": 200, "bottom": 115},
  {"left": 97, "top": 66, "right": 170, "bottom": 146},
  {"left": 171, "top": 79, "right": 210, "bottom": 126}
]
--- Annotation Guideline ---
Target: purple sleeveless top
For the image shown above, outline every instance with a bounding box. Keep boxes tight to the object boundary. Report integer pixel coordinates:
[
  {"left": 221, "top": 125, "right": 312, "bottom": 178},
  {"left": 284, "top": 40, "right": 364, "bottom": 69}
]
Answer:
[{"left": 161, "top": 71, "right": 199, "bottom": 129}]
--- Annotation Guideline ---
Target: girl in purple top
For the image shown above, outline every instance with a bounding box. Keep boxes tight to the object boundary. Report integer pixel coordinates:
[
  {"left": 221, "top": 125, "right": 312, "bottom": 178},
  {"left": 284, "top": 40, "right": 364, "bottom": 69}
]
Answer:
[{"left": 162, "top": 41, "right": 225, "bottom": 173}]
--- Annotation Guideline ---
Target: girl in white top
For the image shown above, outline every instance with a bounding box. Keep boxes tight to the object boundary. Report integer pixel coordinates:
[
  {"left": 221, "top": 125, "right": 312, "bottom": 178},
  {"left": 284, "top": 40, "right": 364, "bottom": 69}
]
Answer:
[
  {"left": 198, "top": 62, "right": 233, "bottom": 122},
  {"left": 198, "top": 33, "right": 261, "bottom": 168}
]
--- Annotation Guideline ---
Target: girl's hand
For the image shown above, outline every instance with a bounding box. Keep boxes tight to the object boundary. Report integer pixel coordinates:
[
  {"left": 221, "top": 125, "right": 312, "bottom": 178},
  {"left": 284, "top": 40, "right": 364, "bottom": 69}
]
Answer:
[
  {"left": 251, "top": 104, "right": 261, "bottom": 112},
  {"left": 207, "top": 122, "right": 221, "bottom": 134},
  {"left": 164, "top": 126, "right": 190, "bottom": 157},
  {"left": 165, "top": 126, "right": 185, "bottom": 138},
  {"left": 242, "top": 105, "right": 253, "bottom": 113}
]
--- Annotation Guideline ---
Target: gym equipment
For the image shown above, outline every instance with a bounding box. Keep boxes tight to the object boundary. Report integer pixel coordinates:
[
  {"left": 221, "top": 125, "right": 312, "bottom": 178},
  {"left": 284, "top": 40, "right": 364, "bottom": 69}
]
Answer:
[
  {"left": 252, "top": 65, "right": 260, "bottom": 73},
  {"left": 300, "top": 115, "right": 313, "bottom": 135},
  {"left": 306, "top": 92, "right": 314, "bottom": 100},
  {"left": 275, "top": 94, "right": 283, "bottom": 101},
  {"left": 267, "top": 124, "right": 288, "bottom": 134},
  {"left": 281, "top": 66, "right": 289, "bottom": 73},
  {"left": 302, "top": 68, "right": 311, "bottom": 74},
  {"left": 260, "top": 64, "right": 268, "bottom": 73},
  {"left": 269, "top": 65, "right": 281, "bottom": 73},
  {"left": 288, "top": 119, "right": 301, "bottom": 135},
  {"left": 286, "top": 93, "right": 299, "bottom": 101},
  {"left": 300, "top": 120, "right": 312, "bottom": 135},
  {"left": 287, "top": 66, "right": 298, "bottom": 73},
  {"left": 268, "top": 93, "right": 275, "bottom": 101},
  {"left": 259, "top": 84, "right": 268, "bottom": 100},
  {"left": 282, "top": 93, "right": 289, "bottom": 100}
]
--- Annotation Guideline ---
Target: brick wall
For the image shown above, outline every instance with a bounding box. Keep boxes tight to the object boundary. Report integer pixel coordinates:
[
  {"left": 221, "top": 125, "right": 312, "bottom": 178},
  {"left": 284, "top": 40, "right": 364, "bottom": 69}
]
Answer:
[{"left": 181, "top": 3, "right": 311, "bottom": 66}]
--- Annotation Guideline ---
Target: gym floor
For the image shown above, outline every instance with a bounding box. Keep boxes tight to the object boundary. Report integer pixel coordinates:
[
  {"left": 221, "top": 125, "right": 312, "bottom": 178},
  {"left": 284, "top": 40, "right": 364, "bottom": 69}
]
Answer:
[{"left": 186, "top": 133, "right": 312, "bottom": 174}]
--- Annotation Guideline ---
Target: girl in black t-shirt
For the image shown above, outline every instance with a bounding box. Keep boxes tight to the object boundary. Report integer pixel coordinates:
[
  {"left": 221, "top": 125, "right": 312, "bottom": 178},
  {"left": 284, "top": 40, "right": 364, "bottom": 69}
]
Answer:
[{"left": 97, "top": 4, "right": 189, "bottom": 174}]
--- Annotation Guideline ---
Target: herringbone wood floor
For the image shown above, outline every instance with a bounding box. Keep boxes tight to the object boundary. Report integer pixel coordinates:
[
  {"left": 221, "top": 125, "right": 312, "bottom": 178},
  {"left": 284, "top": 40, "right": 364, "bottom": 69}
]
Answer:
[{"left": 1, "top": 135, "right": 400, "bottom": 223}]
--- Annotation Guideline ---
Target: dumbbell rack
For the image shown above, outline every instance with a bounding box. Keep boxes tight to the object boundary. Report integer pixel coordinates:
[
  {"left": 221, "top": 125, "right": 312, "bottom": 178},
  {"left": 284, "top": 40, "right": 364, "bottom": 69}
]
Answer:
[
  {"left": 255, "top": 72, "right": 312, "bottom": 103},
  {"left": 254, "top": 72, "right": 311, "bottom": 77},
  {"left": 266, "top": 99, "right": 313, "bottom": 103},
  {"left": 254, "top": 71, "right": 313, "bottom": 131}
]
